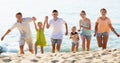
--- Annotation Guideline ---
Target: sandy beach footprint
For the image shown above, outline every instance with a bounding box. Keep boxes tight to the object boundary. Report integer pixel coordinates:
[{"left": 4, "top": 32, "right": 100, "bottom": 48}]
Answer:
[
  {"left": 30, "top": 59, "right": 39, "bottom": 62},
  {"left": 0, "top": 56, "right": 12, "bottom": 63}
]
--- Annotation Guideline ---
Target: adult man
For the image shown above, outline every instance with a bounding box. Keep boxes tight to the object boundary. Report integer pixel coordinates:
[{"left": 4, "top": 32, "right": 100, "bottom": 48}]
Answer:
[
  {"left": 1, "top": 12, "right": 36, "bottom": 54},
  {"left": 45, "top": 10, "right": 68, "bottom": 53}
]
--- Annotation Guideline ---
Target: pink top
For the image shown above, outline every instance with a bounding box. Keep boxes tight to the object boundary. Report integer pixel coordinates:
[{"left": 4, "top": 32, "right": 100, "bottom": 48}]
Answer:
[{"left": 96, "top": 17, "right": 111, "bottom": 33}]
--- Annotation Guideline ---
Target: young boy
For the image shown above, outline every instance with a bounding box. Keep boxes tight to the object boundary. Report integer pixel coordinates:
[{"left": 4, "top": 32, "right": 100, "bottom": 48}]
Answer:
[
  {"left": 1, "top": 12, "right": 36, "bottom": 54},
  {"left": 45, "top": 10, "right": 68, "bottom": 53}
]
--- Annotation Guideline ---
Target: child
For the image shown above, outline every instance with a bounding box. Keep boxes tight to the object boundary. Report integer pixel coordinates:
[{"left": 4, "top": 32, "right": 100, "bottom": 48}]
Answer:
[
  {"left": 70, "top": 26, "right": 79, "bottom": 52},
  {"left": 33, "top": 17, "right": 47, "bottom": 54}
]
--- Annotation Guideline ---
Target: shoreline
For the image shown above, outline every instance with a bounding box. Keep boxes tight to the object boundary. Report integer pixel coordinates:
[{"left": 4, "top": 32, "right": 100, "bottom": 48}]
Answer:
[{"left": 0, "top": 49, "right": 120, "bottom": 63}]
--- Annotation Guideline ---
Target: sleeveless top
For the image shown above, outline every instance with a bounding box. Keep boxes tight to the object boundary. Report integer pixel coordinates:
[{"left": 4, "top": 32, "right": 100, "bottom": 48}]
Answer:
[{"left": 79, "top": 18, "right": 91, "bottom": 36}]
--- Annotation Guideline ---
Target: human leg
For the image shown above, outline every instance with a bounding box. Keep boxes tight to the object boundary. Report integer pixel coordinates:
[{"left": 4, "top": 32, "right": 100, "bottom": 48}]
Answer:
[
  {"left": 41, "top": 46, "right": 44, "bottom": 54},
  {"left": 86, "top": 35, "right": 91, "bottom": 51},
  {"left": 96, "top": 33, "right": 103, "bottom": 48},
  {"left": 26, "top": 38, "right": 34, "bottom": 54},
  {"left": 56, "top": 39, "right": 62, "bottom": 52},
  {"left": 51, "top": 38, "right": 56, "bottom": 53},
  {"left": 19, "top": 38, "right": 25, "bottom": 54},
  {"left": 76, "top": 43, "right": 79, "bottom": 52},
  {"left": 34, "top": 43, "right": 37, "bottom": 54},
  {"left": 102, "top": 32, "right": 109, "bottom": 49},
  {"left": 81, "top": 35, "right": 85, "bottom": 51}
]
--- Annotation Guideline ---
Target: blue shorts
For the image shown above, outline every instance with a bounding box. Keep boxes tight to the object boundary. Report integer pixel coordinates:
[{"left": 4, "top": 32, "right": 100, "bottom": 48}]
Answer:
[
  {"left": 81, "top": 33, "right": 91, "bottom": 40},
  {"left": 97, "top": 32, "right": 108, "bottom": 37},
  {"left": 72, "top": 42, "right": 79, "bottom": 46},
  {"left": 51, "top": 38, "right": 62, "bottom": 45}
]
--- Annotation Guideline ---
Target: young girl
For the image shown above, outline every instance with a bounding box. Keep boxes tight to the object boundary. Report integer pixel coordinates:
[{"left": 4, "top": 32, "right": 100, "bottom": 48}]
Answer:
[
  {"left": 78, "top": 10, "right": 91, "bottom": 51},
  {"left": 33, "top": 17, "right": 47, "bottom": 54},
  {"left": 70, "top": 26, "right": 79, "bottom": 52},
  {"left": 94, "top": 8, "right": 120, "bottom": 50}
]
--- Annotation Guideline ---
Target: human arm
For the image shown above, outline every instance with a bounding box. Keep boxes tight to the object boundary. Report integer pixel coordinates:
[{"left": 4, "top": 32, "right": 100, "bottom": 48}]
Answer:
[
  {"left": 77, "top": 34, "right": 80, "bottom": 41},
  {"left": 1, "top": 29, "right": 11, "bottom": 41},
  {"left": 70, "top": 33, "right": 73, "bottom": 39},
  {"left": 43, "top": 16, "right": 48, "bottom": 31},
  {"left": 109, "top": 24, "right": 120, "bottom": 37},
  {"left": 78, "top": 21, "right": 81, "bottom": 32},
  {"left": 94, "top": 22, "right": 98, "bottom": 36},
  {"left": 44, "top": 16, "right": 50, "bottom": 29},
  {"left": 26, "top": 17, "right": 36, "bottom": 23},
  {"left": 1, "top": 23, "right": 17, "bottom": 41},
  {"left": 43, "top": 21, "right": 46, "bottom": 31},
  {"left": 33, "top": 20, "right": 38, "bottom": 31},
  {"left": 65, "top": 23, "right": 68, "bottom": 35}
]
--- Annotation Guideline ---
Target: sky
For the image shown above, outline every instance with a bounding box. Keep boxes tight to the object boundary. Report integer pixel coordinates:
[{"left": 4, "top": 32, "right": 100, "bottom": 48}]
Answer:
[{"left": 0, "top": 0, "right": 120, "bottom": 24}]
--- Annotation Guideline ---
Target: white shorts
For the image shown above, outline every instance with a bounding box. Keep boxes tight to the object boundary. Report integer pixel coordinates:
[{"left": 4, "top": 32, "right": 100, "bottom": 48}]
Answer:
[{"left": 19, "top": 37, "right": 33, "bottom": 49}]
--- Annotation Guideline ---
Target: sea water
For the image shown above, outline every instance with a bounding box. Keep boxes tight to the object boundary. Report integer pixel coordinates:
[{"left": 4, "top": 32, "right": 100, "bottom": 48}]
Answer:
[{"left": 0, "top": 0, "right": 120, "bottom": 54}]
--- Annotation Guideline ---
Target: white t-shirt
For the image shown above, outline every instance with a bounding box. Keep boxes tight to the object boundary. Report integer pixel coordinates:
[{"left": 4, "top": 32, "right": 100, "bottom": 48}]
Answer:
[
  {"left": 49, "top": 18, "right": 66, "bottom": 39},
  {"left": 10, "top": 17, "right": 33, "bottom": 39}
]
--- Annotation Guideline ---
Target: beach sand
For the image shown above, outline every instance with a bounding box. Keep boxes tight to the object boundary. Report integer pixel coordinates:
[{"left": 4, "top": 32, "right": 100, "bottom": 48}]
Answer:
[{"left": 0, "top": 49, "right": 120, "bottom": 63}]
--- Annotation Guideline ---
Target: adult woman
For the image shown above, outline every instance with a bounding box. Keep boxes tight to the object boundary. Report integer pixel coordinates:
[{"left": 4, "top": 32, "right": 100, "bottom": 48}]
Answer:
[
  {"left": 78, "top": 10, "right": 91, "bottom": 51},
  {"left": 94, "top": 8, "right": 120, "bottom": 50}
]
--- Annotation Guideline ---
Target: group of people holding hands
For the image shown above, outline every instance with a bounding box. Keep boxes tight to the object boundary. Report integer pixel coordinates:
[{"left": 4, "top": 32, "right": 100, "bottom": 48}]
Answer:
[{"left": 1, "top": 8, "right": 120, "bottom": 54}]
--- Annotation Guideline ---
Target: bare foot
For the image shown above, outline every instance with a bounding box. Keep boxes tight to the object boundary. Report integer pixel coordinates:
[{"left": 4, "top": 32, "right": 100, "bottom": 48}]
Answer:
[{"left": 29, "top": 49, "right": 34, "bottom": 54}]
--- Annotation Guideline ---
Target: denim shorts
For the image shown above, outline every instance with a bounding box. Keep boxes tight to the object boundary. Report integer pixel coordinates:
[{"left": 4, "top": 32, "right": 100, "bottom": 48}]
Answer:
[
  {"left": 97, "top": 32, "right": 108, "bottom": 37},
  {"left": 72, "top": 42, "right": 79, "bottom": 46},
  {"left": 51, "top": 38, "right": 62, "bottom": 45},
  {"left": 81, "top": 33, "right": 91, "bottom": 40}
]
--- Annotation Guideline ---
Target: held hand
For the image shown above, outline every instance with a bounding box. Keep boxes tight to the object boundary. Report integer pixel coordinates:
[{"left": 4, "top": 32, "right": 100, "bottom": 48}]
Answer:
[
  {"left": 44, "top": 16, "right": 48, "bottom": 24},
  {"left": 32, "top": 17, "right": 37, "bottom": 21}
]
